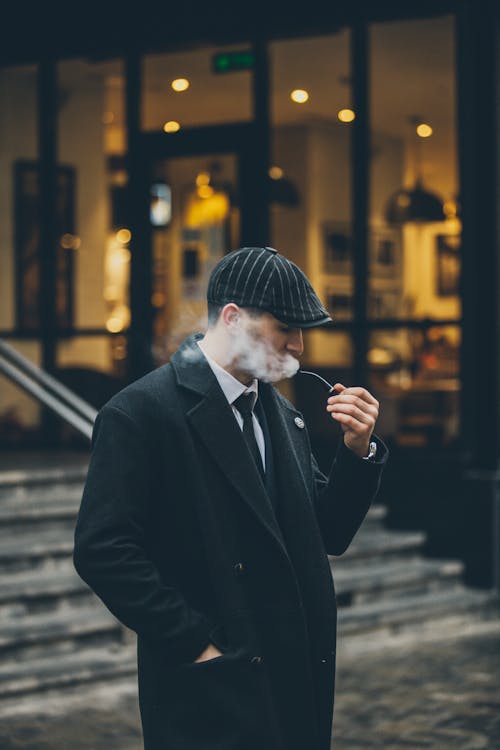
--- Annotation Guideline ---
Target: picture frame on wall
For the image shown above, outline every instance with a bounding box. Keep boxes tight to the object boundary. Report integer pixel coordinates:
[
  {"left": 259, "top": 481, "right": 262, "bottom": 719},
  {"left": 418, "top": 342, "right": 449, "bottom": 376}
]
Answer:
[
  {"left": 436, "top": 234, "right": 461, "bottom": 296},
  {"left": 322, "top": 221, "right": 402, "bottom": 281},
  {"left": 14, "top": 160, "right": 76, "bottom": 330},
  {"left": 322, "top": 221, "right": 352, "bottom": 275},
  {"left": 369, "top": 224, "right": 402, "bottom": 280}
]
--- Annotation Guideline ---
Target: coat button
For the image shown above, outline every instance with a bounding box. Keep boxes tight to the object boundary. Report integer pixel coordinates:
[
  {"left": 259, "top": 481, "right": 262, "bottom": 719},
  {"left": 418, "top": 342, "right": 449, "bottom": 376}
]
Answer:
[
  {"left": 251, "top": 656, "right": 263, "bottom": 665},
  {"left": 233, "top": 562, "right": 245, "bottom": 576}
]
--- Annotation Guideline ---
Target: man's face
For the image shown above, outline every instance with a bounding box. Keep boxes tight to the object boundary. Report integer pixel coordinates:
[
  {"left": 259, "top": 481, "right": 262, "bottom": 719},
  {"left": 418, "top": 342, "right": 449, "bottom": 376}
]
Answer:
[{"left": 230, "top": 309, "right": 303, "bottom": 383}]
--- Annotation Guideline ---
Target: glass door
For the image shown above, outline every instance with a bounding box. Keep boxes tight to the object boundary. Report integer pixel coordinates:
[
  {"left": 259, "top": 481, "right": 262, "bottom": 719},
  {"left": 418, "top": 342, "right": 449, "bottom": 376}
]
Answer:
[{"left": 148, "top": 151, "right": 240, "bottom": 366}]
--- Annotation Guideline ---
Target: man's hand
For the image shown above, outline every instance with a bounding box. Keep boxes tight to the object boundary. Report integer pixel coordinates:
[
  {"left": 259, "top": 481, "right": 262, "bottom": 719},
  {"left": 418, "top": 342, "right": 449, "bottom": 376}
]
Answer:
[
  {"left": 326, "top": 383, "right": 379, "bottom": 459},
  {"left": 193, "top": 642, "right": 223, "bottom": 663}
]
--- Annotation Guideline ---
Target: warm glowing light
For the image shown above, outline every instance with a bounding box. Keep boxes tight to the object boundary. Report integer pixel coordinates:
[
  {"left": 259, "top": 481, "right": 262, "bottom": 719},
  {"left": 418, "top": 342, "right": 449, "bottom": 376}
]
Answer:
[
  {"left": 338, "top": 108, "right": 355, "bottom": 123},
  {"left": 163, "top": 121, "right": 181, "bottom": 133},
  {"left": 116, "top": 228, "right": 132, "bottom": 244},
  {"left": 416, "top": 123, "right": 433, "bottom": 138},
  {"left": 443, "top": 200, "right": 458, "bottom": 217},
  {"left": 106, "top": 316, "right": 124, "bottom": 333},
  {"left": 196, "top": 172, "right": 211, "bottom": 187},
  {"left": 102, "top": 111, "right": 114, "bottom": 125},
  {"left": 197, "top": 185, "right": 215, "bottom": 198},
  {"left": 60, "top": 233, "right": 81, "bottom": 249},
  {"left": 171, "top": 78, "right": 190, "bottom": 92},
  {"left": 396, "top": 194, "right": 411, "bottom": 208},
  {"left": 290, "top": 89, "right": 309, "bottom": 104},
  {"left": 186, "top": 192, "right": 230, "bottom": 226},
  {"left": 269, "top": 166, "right": 284, "bottom": 180}
]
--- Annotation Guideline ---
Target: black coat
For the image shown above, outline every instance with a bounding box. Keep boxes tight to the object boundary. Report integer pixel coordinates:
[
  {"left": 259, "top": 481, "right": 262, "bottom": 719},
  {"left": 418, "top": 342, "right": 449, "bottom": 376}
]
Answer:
[{"left": 73, "top": 335, "right": 388, "bottom": 750}]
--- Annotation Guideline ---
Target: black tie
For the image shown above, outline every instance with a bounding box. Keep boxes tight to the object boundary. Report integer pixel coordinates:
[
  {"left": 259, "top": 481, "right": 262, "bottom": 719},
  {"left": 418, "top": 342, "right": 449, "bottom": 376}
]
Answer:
[{"left": 233, "top": 394, "right": 265, "bottom": 479}]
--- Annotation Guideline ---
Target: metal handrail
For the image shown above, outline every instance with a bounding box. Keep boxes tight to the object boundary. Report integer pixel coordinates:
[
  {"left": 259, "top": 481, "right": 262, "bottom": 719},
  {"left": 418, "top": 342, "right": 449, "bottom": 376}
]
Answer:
[{"left": 0, "top": 339, "right": 97, "bottom": 440}]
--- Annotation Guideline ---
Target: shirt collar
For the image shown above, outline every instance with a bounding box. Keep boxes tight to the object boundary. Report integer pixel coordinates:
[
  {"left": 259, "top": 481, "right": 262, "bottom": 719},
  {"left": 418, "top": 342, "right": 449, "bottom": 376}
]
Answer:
[{"left": 197, "top": 341, "right": 258, "bottom": 409}]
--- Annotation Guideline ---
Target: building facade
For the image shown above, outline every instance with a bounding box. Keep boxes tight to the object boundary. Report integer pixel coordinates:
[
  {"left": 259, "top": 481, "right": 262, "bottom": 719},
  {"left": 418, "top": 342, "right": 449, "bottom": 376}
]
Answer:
[{"left": 0, "top": 1, "right": 499, "bottom": 586}]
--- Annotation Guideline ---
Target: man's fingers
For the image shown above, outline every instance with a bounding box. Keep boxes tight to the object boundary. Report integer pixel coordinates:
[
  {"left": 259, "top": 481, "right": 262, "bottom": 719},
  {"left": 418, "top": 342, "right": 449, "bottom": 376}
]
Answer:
[
  {"left": 327, "top": 395, "right": 379, "bottom": 419},
  {"left": 327, "top": 402, "right": 377, "bottom": 421},
  {"left": 327, "top": 402, "right": 377, "bottom": 428},
  {"left": 329, "top": 386, "right": 379, "bottom": 408}
]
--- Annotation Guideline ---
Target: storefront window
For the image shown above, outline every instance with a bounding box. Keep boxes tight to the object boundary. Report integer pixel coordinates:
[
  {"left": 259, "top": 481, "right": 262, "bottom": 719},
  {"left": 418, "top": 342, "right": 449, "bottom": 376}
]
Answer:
[
  {"left": 370, "top": 325, "right": 460, "bottom": 449},
  {"left": 0, "top": 65, "right": 41, "bottom": 444},
  {"left": 56, "top": 58, "right": 126, "bottom": 387},
  {"left": 270, "top": 31, "right": 353, "bottom": 379},
  {"left": 142, "top": 45, "right": 253, "bottom": 131},
  {"left": 369, "top": 15, "right": 459, "bottom": 323},
  {"left": 368, "top": 15, "right": 460, "bottom": 449}
]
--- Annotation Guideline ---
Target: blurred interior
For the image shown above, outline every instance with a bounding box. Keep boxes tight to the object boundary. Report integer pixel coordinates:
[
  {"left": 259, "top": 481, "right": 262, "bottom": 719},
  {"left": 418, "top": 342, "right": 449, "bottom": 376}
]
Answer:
[{"left": 0, "top": 16, "right": 462, "bottom": 458}]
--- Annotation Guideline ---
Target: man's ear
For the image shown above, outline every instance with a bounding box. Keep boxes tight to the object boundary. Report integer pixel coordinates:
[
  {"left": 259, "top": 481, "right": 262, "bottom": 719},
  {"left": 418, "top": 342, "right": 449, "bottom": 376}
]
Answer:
[{"left": 221, "top": 303, "right": 241, "bottom": 327}]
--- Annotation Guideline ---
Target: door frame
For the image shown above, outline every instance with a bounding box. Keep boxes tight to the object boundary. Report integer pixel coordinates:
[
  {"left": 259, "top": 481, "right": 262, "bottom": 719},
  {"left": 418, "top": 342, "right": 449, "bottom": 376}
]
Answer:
[{"left": 127, "top": 121, "right": 268, "bottom": 379}]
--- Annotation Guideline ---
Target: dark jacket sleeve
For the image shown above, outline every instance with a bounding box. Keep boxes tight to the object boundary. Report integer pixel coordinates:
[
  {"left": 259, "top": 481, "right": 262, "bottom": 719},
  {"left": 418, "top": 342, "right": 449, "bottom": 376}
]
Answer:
[
  {"left": 73, "top": 404, "right": 212, "bottom": 666},
  {"left": 312, "top": 435, "right": 389, "bottom": 556}
]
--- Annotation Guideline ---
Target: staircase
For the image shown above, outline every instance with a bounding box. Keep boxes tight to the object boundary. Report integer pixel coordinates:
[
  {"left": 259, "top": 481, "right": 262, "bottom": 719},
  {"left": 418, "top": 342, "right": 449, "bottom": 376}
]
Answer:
[
  {"left": 0, "top": 459, "right": 136, "bottom": 700},
  {"left": 333, "top": 505, "right": 497, "bottom": 643},
  {"left": 0, "top": 457, "right": 496, "bottom": 702}
]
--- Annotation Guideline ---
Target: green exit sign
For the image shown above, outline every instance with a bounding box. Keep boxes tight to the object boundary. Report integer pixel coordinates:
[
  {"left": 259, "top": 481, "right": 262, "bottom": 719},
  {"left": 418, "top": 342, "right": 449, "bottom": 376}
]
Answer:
[{"left": 212, "top": 50, "right": 255, "bottom": 73}]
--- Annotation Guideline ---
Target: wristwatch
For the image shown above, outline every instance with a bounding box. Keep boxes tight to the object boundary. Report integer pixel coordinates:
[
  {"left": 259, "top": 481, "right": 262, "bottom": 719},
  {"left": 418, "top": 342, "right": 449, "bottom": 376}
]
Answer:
[{"left": 362, "top": 440, "right": 377, "bottom": 461}]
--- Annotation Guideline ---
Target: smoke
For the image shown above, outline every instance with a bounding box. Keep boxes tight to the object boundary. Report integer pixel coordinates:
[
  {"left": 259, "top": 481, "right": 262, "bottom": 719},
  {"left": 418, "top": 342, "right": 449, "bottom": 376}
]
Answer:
[{"left": 227, "top": 325, "right": 300, "bottom": 383}]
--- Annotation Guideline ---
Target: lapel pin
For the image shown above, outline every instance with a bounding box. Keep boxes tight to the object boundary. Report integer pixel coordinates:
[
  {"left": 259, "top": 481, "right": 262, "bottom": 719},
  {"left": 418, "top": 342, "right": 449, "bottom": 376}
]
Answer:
[{"left": 294, "top": 416, "right": 305, "bottom": 429}]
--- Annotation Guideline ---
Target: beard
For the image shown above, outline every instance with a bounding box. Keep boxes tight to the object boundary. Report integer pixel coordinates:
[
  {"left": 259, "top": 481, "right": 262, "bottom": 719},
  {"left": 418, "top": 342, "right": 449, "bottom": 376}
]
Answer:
[{"left": 228, "top": 325, "right": 300, "bottom": 383}]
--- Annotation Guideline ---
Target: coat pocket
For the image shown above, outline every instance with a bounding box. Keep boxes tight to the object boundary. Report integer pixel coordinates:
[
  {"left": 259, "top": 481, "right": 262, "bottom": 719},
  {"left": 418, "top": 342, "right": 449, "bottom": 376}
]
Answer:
[{"left": 164, "top": 646, "right": 283, "bottom": 750}]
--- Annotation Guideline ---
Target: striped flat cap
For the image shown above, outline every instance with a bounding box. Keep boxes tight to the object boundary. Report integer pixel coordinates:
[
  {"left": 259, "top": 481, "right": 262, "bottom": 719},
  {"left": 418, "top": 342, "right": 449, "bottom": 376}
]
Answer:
[{"left": 207, "top": 246, "right": 332, "bottom": 328}]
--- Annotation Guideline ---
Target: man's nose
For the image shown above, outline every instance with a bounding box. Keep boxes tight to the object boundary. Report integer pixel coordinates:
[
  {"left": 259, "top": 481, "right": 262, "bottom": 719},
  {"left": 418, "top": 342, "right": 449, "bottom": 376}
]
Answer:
[{"left": 286, "top": 328, "right": 303, "bottom": 355}]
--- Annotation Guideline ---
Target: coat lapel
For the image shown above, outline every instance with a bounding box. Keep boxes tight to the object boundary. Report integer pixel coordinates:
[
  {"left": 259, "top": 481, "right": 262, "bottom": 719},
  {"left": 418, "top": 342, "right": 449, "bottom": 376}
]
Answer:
[
  {"left": 170, "top": 335, "right": 286, "bottom": 552},
  {"left": 259, "top": 383, "right": 311, "bottom": 504}
]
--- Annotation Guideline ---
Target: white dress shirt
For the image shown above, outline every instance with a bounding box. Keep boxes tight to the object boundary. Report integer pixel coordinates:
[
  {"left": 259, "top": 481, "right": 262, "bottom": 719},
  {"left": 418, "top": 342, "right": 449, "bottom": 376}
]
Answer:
[{"left": 198, "top": 342, "right": 266, "bottom": 469}]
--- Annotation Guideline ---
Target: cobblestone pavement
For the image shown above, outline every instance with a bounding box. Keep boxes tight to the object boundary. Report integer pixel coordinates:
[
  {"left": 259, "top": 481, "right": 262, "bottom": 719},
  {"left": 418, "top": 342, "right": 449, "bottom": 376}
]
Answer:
[{"left": 0, "top": 621, "right": 498, "bottom": 750}]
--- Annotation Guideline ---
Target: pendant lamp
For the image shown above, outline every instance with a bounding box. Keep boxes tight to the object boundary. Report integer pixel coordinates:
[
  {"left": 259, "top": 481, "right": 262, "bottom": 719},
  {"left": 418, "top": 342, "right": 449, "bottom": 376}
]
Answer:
[{"left": 385, "top": 117, "right": 445, "bottom": 225}]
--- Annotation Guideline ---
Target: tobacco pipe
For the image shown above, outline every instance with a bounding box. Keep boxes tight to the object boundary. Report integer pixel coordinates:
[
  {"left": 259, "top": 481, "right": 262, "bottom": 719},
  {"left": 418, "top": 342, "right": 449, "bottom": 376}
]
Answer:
[{"left": 298, "top": 370, "right": 341, "bottom": 395}]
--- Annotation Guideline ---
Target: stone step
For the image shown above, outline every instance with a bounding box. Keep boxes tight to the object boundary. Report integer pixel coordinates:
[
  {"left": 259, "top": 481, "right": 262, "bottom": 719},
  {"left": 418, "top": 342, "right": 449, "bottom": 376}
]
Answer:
[
  {"left": 0, "top": 605, "right": 123, "bottom": 664},
  {"left": 364, "top": 503, "right": 387, "bottom": 524},
  {"left": 0, "top": 527, "right": 75, "bottom": 572},
  {"left": 334, "top": 526, "right": 427, "bottom": 563},
  {"left": 332, "top": 556, "right": 464, "bottom": 606},
  {"left": 0, "top": 644, "right": 137, "bottom": 699},
  {"left": 0, "top": 465, "right": 87, "bottom": 495},
  {"left": 0, "top": 563, "right": 92, "bottom": 615},
  {"left": 0, "top": 500, "right": 83, "bottom": 525},
  {"left": 338, "top": 587, "right": 497, "bottom": 639}
]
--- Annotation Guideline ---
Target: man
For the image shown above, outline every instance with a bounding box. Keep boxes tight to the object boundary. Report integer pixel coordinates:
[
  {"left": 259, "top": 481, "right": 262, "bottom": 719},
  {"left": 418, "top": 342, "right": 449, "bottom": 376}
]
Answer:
[{"left": 73, "top": 246, "right": 388, "bottom": 750}]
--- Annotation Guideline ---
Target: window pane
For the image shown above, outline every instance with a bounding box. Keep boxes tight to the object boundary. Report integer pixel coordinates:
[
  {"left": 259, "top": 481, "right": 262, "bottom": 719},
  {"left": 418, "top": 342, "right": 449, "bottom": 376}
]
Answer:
[
  {"left": 142, "top": 45, "right": 253, "bottom": 131},
  {"left": 57, "top": 58, "right": 126, "bottom": 377},
  {"left": 369, "top": 16, "right": 460, "bottom": 322},
  {"left": 0, "top": 65, "right": 38, "bottom": 333},
  {"left": 270, "top": 31, "right": 353, "bottom": 370},
  {"left": 148, "top": 153, "right": 240, "bottom": 366},
  {"left": 369, "top": 325, "right": 461, "bottom": 449}
]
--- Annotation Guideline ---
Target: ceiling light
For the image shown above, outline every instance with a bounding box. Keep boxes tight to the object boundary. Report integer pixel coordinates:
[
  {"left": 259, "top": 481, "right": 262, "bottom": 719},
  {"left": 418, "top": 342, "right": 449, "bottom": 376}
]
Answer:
[
  {"left": 416, "top": 123, "right": 433, "bottom": 138},
  {"left": 385, "top": 115, "right": 445, "bottom": 224},
  {"left": 196, "top": 171, "right": 211, "bottom": 187},
  {"left": 338, "top": 108, "right": 355, "bottom": 123},
  {"left": 290, "top": 89, "right": 309, "bottom": 104},
  {"left": 116, "top": 228, "right": 132, "bottom": 244},
  {"left": 163, "top": 121, "right": 181, "bottom": 133},
  {"left": 197, "top": 185, "right": 214, "bottom": 199},
  {"left": 269, "top": 166, "right": 284, "bottom": 180},
  {"left": 171, "top": 78, "right": 190, "bottom": 92}
]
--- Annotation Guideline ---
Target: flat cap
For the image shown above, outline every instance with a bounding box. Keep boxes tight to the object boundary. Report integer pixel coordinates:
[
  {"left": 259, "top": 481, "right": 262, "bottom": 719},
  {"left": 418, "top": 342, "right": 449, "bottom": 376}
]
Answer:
[{"left": 207, "top": 246, "right": 332, "bottom": 328}]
